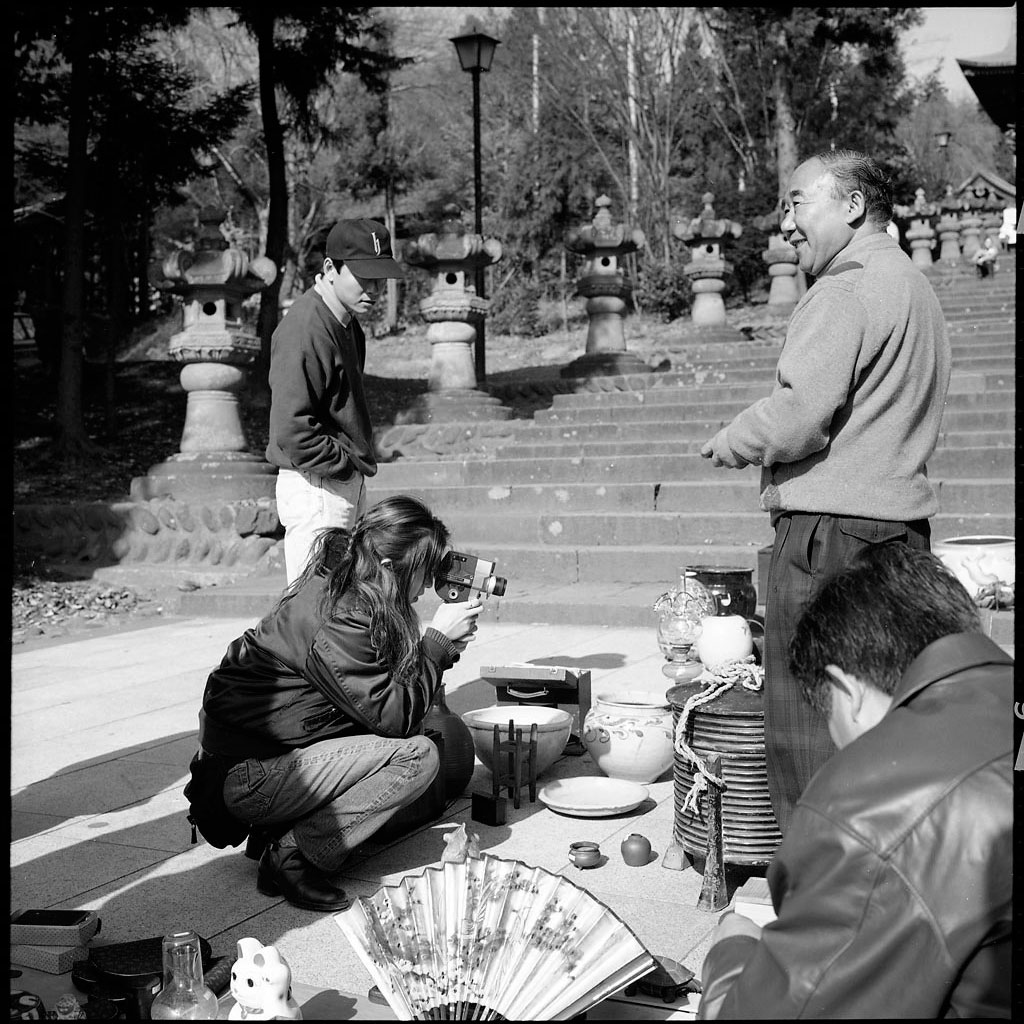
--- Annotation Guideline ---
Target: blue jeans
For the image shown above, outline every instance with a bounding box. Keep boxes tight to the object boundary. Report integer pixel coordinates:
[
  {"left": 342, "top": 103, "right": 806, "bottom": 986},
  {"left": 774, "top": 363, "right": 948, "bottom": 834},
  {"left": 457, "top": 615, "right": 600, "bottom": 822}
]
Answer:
[{"left": 222, "top": 734, "right": 439, "bottom": 873}]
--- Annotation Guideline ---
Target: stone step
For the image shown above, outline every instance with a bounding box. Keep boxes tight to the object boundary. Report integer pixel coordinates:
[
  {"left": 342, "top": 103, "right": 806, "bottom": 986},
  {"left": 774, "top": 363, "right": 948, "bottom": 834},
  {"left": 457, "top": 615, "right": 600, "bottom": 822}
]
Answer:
[
  {"left": 375, "top": 446, "right": 1013, "bottom": 487},
  {"left": 531, "top": 389, "right": 1014, "bottom": 424},
  {"left": 174, "top": 569, "right": 1016, "bottom": 645},
  {"left": 535, "top": 368, "right": 1013, "bottom": 412},
  {"left": 497, "top": 430, "right": 1014, "bottom": 461},
  {"left": 428, "top": 509, "right": 1013, "bottom": 548},
  {"left": 504, "top": 410, "right": 1015, "bottom": 445},
  {"left": 367, "top": 478, "right": 1013, "bottom": 516}
]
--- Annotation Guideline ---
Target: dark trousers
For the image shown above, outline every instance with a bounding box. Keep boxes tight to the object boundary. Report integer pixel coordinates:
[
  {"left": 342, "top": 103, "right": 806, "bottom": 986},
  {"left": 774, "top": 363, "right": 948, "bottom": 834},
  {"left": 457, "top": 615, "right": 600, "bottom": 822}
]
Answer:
[{"left": 763, "top": 512, "right": 930, "bottom": 834}]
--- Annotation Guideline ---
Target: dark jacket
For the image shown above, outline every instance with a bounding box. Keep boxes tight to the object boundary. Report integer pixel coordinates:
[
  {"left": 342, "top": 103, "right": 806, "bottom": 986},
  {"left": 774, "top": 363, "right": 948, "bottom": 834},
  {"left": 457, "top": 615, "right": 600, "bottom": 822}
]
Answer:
[
  {"left": 699, "top": 632, "right": 1013, "bottom": 1019},
  {"left": 199, "top": 575, "right": 459, "bottom": 763},
  {"left": 265, "top": 287, "right": 377, "bottom": 480}
]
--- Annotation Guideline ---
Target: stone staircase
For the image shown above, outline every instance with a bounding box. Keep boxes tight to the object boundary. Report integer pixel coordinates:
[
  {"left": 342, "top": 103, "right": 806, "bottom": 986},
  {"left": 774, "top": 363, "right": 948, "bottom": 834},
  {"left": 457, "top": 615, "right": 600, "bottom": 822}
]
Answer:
[{"left": 181, "top": 255, "right": 1014, "bottom": 641}]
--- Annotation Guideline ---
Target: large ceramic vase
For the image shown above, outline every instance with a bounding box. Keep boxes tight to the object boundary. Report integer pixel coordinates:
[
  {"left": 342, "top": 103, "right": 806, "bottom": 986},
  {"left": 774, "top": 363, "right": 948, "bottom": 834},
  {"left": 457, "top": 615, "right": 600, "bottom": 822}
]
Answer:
[
  {"left": 932, "top": 535, "right": 1015, "bottom": 603},
  {"left": 687, "top": 565, "right": 757, "bottom": 618},
  {"left": 422, "top": 685, "right": 476, "bottom": 800},
  {"left": 582, "top": 690, "right": 675, "bottom": 784}
]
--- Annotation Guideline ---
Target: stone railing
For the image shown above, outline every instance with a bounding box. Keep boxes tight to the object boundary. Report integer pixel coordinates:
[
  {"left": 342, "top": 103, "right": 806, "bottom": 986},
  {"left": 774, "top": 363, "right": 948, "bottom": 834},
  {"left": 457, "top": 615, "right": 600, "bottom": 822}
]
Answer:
[{"left": 14, "top": 496, "right": 283, "bottom": 574}]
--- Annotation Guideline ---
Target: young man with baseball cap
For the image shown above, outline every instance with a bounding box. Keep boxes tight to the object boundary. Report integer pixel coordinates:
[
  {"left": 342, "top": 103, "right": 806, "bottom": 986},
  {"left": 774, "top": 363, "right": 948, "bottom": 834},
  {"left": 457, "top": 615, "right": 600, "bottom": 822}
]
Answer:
[{"left": 266, "top": 219, "right": 405, "bottom": 584}]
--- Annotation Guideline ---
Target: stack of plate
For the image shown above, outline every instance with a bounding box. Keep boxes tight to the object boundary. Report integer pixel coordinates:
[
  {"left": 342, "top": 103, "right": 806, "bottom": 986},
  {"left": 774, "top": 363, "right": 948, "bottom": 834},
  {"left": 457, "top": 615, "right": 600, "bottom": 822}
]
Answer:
[{"left": 667, "top": 680, "right": 782, "bottom": 867}]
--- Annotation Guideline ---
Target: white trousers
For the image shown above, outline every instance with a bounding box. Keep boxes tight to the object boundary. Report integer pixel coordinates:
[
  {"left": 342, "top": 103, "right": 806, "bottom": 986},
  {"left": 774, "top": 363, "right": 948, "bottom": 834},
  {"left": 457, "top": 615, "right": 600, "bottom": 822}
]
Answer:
[{"left": 276, "top": 468, "right": 366, "bottom": 585}]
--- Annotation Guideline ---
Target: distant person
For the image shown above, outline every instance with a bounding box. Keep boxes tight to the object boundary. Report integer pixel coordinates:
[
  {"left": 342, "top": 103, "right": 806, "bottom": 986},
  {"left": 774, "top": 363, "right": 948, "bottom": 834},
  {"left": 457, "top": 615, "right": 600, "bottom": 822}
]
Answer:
[
  {"left": 186, "top": 495, "right": 482, "bottom": 911},
  {"left": 266, "top": 219, "right": 406, "bottom": 585},
  {"left": 973, "top": 235, "right": 998, "bottom": 278},
  {"left": 698, "top": 543, "right": 1013, "bottom": 1019},
  {"left": 700, "top": 149, "right": 951, "bottom": 832}
]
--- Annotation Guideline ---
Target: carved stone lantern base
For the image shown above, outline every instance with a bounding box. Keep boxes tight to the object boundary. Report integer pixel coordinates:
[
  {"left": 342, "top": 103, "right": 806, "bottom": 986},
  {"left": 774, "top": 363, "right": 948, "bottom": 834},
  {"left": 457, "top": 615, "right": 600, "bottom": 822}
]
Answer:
[
  {"left": 132, "top": 451, "right": 278, "bottom": 503},
  {"left": 560, "top": 350, "right": 655, "bottom": 379},
  {"left": 394, "top": 389, "right": 512, "bottom": 426}
]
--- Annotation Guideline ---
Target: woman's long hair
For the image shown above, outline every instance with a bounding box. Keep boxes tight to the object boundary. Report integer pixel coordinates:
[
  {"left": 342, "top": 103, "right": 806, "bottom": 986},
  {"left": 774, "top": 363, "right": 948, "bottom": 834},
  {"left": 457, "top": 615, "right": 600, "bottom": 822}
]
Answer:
[{"left": 285, "top": 495, "right": 450, "bottom": 685}]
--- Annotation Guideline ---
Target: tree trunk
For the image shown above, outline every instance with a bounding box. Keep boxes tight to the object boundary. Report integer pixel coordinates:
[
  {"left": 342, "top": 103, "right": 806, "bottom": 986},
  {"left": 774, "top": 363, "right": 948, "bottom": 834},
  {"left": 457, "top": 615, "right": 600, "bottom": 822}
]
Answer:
[
  {"left": 56, "top": 8, "right": 95, "bottom": 461},
  {"left": 384, "top": 179, "right": 399, "bottom": 333},
  {"left": 254, "top": 12, "right": 286, "bottom": 400},
  {"left": 105, "top": 222, "right": 130, "bottom": 435},
  {"left": 136, "top": 205, "right": 151, "bottom": 318},
  {"left": 772, "top": 28, "right": 799, "bottom": 200}
]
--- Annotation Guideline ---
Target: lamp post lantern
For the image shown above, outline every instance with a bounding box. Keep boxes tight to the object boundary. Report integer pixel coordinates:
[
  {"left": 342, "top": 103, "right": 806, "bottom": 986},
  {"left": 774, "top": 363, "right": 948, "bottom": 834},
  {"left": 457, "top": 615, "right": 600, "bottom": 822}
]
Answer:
[
  {"left": 450, "top": 29, "right": 500, "bottom": 382},
  {"left": 935, "top": 129, "right": 953, "bottom": 190}
]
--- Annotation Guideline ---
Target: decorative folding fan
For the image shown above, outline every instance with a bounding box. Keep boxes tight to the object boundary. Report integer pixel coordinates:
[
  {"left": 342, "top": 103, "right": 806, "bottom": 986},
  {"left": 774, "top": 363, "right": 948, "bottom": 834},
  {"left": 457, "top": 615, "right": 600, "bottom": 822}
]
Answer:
[{"left": 335, "top": 853, "right": 657, "bottom": 1020}]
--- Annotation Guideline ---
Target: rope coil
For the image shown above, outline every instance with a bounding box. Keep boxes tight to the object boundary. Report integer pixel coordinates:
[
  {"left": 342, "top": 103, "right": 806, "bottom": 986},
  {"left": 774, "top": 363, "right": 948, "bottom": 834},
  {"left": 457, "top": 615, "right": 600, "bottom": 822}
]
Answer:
[{"left": 673, "top": 656, "right": 764, "bottom": 815}]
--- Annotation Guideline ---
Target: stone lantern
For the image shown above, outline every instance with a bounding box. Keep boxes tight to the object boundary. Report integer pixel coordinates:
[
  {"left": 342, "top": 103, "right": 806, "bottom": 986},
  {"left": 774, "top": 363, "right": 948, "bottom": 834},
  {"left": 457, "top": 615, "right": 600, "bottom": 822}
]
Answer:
[
  {"left": 399, "top": 204, "right": 509, "bottom": 423},
  {"left": 935, "top": 185, "right": 962, "bottom": 264},
  {"left": 562, "top": 195, "right": 650, "bottom": 377},
  {"left": 902, "top": 188, "right": 936, "bottom": 270},
  {"left": 674, "top": 193, "right": 743, "bottom": 328},
  {"left": 133, "top": 206, "right": 277, "bottom": 502},
  {"left": 979, "top": 189, "right": 1005, "bottom": 244},
  {"left": 761, "top": 232, "right": 800, "bottom": 313}
]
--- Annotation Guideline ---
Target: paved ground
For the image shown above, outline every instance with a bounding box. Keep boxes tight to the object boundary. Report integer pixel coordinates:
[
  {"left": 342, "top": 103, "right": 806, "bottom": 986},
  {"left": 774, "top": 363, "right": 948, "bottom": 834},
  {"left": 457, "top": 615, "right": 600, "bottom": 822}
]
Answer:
[{"left": 11, "top": 605, "right": 734, "bottom": 1013}]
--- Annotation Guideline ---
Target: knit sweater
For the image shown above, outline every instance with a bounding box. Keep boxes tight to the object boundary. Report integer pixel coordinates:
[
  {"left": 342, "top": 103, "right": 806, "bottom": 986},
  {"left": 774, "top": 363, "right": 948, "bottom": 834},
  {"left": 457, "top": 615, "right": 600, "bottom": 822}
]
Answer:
[
  {"left": 265, "top": 287, "right": 377, "bottom": 480},
  {"left": 721, "top": 233, "right": 951, "bottom": 521}
]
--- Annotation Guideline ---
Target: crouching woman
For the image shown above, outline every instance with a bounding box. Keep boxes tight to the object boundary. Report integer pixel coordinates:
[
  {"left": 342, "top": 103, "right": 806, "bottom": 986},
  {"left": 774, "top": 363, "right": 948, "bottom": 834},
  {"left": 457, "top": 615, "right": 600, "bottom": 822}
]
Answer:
[{"left": 188, "top": 495, "right": 482, "bottom": 911}]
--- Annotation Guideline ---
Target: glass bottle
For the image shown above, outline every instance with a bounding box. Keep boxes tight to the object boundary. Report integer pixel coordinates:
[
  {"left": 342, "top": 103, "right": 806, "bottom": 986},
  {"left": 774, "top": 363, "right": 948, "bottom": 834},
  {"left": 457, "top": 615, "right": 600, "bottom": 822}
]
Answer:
[{"left": 149, "top": 931, "right": 219, "bottom": 1020}]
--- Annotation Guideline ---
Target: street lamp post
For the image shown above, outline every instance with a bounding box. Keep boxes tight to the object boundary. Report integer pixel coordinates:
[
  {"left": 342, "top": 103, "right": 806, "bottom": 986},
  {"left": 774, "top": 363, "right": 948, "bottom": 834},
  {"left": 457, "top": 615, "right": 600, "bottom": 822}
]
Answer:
[
  {"left": 935, "top": 129, "right": 953, "bottom": 189},
  {"left": 450, "top": 29, "right": 500, "bottom": 382}
]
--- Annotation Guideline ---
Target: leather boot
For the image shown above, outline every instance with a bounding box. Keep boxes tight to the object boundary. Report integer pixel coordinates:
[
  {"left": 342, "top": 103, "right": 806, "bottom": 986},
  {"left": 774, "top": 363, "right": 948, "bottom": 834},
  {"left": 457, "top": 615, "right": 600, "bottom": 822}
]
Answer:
[
  {"left": 245, "top": 825, "right": 284, "bottom": 861},
  {"left": 256, "top": 842, "right": 351, "bottom": 912}
]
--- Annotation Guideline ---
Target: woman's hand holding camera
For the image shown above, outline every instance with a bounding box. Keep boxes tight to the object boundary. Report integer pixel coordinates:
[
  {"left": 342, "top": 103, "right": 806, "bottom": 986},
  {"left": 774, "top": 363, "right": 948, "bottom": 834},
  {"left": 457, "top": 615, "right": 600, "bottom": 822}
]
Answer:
[{"left": 430, "top": 598, "right": 483, "bottom": 652}]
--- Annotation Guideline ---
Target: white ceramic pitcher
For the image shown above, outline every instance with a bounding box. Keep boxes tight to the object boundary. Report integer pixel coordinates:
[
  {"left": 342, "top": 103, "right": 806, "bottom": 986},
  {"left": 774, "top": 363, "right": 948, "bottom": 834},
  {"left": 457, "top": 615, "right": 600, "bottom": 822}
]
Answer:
[{"left": 695, "top": 614, "right": 753, "bottom": 665}]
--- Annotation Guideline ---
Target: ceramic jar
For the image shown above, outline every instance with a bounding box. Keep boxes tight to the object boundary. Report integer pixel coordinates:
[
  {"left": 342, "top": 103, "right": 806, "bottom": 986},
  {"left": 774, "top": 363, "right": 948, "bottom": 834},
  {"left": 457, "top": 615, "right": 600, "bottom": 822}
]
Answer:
[
  {"left": 687, "top": 565, "right": 758, "bottom": 618},
  {"left": 933, "top": 535, "right": 1015, "bottom": 602},
  {"left": 620, "top": 833, "right": 652, "bottom": 867},
  {"left": 582, "top": 690, "right": 675, "bottom": 784},
  {"left": 695, "top": 615, "right": 754, "bottom": 666},
  {"left": 422, "top": 685, "right": 476, "bottom": 800}
]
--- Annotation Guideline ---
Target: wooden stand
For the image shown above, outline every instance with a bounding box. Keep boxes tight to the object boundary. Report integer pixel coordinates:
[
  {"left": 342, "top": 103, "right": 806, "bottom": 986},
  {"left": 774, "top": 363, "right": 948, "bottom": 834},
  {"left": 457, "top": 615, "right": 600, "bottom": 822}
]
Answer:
[
  {"left": 492, "top": 720, "right": 538, "bottom": 809},
  {"left": 697, "top": 752, "right": 729, "bottom": 912}
]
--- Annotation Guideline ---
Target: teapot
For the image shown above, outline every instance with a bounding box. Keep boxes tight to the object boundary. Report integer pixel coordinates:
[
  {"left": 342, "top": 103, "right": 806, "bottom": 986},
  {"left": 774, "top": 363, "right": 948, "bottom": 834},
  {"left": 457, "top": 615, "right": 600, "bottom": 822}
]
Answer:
[{"left": 695, "top": 614, "right": 753, "bottom": 666}]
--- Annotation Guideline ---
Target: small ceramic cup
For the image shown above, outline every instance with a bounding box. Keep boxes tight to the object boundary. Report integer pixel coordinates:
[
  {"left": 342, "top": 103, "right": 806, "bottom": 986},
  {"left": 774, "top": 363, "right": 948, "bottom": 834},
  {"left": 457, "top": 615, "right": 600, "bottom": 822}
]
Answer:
[{"left": 568, "top": 841, "right": 602, "bottom": 869}]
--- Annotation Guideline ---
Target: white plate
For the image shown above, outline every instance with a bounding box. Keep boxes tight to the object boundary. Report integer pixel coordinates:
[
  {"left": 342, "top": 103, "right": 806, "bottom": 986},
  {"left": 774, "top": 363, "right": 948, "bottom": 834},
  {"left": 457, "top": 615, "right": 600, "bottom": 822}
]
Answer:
[{"left": 538, "top": 777, "right": 649, "bottom": 818}]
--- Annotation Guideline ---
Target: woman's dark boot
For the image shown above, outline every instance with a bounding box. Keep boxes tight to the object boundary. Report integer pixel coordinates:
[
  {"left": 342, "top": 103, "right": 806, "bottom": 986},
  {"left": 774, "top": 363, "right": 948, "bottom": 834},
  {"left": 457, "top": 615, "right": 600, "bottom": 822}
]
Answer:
[
  {"left": 256, "top": 842, "right": 350, "bottom": 912},
  {"left": 245, "top": 825, "right": 286, "bottom": 861}
]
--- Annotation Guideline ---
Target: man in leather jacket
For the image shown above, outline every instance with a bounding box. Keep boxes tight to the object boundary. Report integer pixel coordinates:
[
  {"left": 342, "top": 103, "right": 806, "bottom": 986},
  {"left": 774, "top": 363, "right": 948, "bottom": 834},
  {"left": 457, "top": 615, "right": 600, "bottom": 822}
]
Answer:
[{"left": 698, "top": 544, "right": 1013, "bottom": 1019}]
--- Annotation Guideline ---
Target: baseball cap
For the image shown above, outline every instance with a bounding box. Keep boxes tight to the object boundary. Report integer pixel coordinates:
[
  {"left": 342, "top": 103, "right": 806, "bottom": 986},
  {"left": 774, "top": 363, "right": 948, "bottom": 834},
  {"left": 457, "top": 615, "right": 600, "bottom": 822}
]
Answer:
[{"left": 325, "top": 219, "right": 405, "bottom": 278}]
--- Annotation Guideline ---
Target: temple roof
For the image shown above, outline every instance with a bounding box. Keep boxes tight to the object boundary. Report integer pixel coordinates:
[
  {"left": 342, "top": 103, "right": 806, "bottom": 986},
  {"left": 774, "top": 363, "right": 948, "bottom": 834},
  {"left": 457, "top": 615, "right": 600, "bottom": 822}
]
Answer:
[{"left": 956, "top": 30, "right": 1017, "bottom": 132}]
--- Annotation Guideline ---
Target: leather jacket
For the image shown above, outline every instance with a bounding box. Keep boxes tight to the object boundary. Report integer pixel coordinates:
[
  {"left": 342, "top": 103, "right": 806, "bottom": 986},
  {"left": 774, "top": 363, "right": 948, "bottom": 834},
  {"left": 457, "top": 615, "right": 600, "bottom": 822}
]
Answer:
[
  {"left": 699, "top": 632, "right": 1014, "bottom": 1019},
  {"left": 198, "top": 575, "right": 459, "bottom": 762}
]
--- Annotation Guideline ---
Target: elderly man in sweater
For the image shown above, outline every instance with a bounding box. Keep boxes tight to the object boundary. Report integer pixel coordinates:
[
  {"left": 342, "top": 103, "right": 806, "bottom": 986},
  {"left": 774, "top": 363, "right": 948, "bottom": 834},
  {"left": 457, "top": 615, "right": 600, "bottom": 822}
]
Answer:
[{"left": 700, "top": 149, "right": 951, "bottom": 832}]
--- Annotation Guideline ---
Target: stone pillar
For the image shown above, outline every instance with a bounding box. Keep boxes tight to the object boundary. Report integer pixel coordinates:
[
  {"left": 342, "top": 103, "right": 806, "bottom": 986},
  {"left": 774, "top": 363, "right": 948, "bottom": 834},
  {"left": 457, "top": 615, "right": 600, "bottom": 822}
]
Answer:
[
  {"left": 561, "top": 195, "right": 650, "bottom": 377},
  {"left": 132, "top": 207, "right": 278, "bottom": 502},
  {"left": 398, "top": 205, "right": 509, "bottom": 423},
  {"left": 674, "top": 193, "right": 744, "bottom": 332},
  {"left": 762, "top": 234, "right": 800, "bottom": 313},
  {"left": 935, "top": 212, "right": 961, "bottom": 264},
  {"left": 904, "top": 218, "right": 936, "bottom": 269},
  {"left": 901, "top": 188, "right": 935, "bottom": 270},
  {"left": 958, "top": 196, "right": 983, "bottom": 262}
]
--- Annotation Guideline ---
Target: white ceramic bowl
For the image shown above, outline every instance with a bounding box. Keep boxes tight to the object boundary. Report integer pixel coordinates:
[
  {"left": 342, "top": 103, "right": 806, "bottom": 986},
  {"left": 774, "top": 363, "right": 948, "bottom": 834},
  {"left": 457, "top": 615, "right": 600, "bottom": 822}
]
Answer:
[{"left": 461, "top": 706, "right": 573, "bottom": 776}]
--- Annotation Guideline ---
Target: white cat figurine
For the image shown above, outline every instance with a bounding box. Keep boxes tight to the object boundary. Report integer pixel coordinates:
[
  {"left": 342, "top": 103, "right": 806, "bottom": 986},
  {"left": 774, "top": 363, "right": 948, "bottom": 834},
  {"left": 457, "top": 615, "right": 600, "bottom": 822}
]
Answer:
[{"left": 228, "top": 938, "right": 302, "bottom": 1020}]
